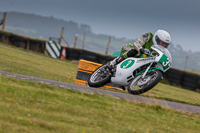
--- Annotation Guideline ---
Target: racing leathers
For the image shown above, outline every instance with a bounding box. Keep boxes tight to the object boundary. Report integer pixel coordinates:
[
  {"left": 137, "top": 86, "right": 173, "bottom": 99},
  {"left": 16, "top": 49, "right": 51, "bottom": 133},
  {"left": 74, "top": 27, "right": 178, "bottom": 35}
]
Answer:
[{"left": 108, "top": 32, "right": 154, "bottom": 68}]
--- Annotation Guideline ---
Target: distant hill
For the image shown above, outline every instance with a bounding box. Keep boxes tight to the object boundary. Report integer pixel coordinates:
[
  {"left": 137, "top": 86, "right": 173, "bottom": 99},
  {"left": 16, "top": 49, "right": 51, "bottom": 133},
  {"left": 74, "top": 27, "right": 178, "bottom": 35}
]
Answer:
[{"left": 1, "top": 11, "right": 200, "bottom": 71}]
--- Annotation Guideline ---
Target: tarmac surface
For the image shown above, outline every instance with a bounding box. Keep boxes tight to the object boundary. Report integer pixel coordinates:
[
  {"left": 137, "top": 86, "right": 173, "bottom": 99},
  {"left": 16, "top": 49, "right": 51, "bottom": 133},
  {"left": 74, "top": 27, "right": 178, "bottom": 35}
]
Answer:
[{"left": 1, "top": 71, "right": 200, "bottom": 113}]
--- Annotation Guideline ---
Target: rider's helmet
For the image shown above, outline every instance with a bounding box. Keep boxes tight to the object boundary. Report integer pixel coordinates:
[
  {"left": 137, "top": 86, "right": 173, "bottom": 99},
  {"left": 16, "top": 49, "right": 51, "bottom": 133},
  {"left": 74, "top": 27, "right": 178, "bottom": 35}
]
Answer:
[{"left": 153, "top": 30, "right": 171, "bottom": 48}]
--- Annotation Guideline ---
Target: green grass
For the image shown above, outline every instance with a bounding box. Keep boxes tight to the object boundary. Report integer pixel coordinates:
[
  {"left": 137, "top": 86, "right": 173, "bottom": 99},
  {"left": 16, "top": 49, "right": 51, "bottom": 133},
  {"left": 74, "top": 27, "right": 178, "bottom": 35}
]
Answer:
[
  {"left": 0, "top": 75, "right": 200, "bottom": 133},
  {"left": 0, "top": 43, "right": 200, "bottom": 106},
  {"left": 141, "top": 83, "right": 200, "bottom": 106},
  {"left": 0, "top": 43, "right": 78, "bottom": 84},
  {"left": 102, "top": 83, "right": 200, "bottom": 106}
]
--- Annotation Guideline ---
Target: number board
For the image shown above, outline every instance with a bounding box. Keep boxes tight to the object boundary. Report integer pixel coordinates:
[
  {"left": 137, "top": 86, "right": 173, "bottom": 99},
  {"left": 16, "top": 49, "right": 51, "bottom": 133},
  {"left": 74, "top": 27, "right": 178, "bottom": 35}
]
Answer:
[{"left": 159, "top": 54, "right": 171, "bottom": 70}]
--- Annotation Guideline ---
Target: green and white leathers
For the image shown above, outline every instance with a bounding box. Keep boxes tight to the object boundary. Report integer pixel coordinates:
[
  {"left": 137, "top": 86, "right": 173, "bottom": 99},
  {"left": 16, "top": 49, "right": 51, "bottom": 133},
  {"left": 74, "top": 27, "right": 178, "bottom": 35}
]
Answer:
[{"left": 121, "top": 32, "right": 154, "bottom": 58}]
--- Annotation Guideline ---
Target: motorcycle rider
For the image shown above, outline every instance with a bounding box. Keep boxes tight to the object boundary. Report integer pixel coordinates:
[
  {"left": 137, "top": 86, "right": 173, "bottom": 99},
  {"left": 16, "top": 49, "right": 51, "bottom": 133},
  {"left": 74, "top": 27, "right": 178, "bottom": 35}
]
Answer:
[{"left": 107, "top": 29, "right": 171, "bottom": 69}]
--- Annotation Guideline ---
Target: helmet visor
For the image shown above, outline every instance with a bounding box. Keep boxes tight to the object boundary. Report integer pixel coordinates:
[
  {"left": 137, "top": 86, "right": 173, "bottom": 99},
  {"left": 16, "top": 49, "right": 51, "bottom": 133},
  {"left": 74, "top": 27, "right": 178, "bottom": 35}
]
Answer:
[{"left": 159, "top": 41, "right": 170, "bottom": 48}]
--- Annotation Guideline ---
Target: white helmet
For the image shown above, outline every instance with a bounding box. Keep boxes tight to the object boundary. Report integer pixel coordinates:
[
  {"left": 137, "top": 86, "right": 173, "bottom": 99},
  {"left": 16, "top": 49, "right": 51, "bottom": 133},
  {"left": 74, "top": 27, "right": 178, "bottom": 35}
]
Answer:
[{"left": 153, "top": 30, "right": 171, "bottom": 48}]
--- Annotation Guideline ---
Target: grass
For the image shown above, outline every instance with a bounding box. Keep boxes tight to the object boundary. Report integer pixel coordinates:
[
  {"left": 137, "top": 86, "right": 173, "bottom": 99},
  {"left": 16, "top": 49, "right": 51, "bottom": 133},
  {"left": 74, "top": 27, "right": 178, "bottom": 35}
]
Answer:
[
  {"left": 0, "top": 43, "right": 78, "bottom": 84},
  {"left": 102, "top": 83, "right": 200, "bottom": 106},
  {"left": 0, "top": 42, "right": 200, "bottom": 106},
  {"left": 0, "top": 75, "right": 200, "bottom": 133},
  {"left": 141, "top": 83, "right": 200, "bottom": 106}
]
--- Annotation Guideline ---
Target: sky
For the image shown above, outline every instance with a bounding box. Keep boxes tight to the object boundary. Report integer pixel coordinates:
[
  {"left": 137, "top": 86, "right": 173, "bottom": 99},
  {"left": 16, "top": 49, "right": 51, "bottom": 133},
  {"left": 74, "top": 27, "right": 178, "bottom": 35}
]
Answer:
[{"left": 0, "top": 0, "right": 200, "bottom": 52}]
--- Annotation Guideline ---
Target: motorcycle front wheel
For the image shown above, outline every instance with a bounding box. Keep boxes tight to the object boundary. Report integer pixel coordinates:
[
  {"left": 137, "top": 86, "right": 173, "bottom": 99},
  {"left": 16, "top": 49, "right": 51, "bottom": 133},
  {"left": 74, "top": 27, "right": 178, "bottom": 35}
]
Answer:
[
  {"left": 88, "top": 65, "right": 111, "bottom": 87},
  {"left": 128, "top": 70, "right": 163, "bottom": 95}
]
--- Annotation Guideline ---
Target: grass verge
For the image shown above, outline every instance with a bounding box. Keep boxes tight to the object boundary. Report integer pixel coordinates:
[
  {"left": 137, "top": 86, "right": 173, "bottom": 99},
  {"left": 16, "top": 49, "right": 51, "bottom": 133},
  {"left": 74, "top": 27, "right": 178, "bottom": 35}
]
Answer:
[
  {"left": 0, "top": 75, "right": 200, "bottom": 133},
  {"left": 0, "top": 43, "right": 78, "bottom": 84}
]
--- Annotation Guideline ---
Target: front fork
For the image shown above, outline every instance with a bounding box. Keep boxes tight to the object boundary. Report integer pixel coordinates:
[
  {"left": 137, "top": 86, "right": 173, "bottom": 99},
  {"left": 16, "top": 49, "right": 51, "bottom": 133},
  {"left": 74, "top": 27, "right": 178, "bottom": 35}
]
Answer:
[{"left": 142, "top": 62, "right": 153, "bottom": 78}]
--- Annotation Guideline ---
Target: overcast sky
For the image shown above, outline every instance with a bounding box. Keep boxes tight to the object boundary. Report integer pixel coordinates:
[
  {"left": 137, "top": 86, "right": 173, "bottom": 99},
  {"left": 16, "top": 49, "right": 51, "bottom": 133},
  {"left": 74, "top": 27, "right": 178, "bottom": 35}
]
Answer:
[{"left": 0, "top": 0, "right": 200, "bottom": 52}]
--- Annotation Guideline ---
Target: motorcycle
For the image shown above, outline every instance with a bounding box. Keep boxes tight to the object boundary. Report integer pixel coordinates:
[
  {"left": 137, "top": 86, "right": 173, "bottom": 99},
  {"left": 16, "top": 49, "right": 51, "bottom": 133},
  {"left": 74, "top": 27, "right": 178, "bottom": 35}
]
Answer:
[{"left": 88, "top": 45, "right": 172, "bottom": 95}]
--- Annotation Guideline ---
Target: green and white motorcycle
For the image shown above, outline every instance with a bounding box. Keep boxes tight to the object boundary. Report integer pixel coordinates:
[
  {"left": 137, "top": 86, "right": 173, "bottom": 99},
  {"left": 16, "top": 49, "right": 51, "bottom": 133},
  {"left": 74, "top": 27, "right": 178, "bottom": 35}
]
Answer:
[{"left": 88, "top": 45, "right": 172, "bottom": 95}]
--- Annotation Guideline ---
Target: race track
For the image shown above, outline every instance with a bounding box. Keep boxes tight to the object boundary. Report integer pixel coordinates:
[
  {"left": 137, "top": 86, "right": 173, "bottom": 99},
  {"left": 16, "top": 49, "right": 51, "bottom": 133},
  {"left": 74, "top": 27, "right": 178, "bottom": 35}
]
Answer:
[{"left": 0, "top": 71, "right": 200, "bottom": 113}]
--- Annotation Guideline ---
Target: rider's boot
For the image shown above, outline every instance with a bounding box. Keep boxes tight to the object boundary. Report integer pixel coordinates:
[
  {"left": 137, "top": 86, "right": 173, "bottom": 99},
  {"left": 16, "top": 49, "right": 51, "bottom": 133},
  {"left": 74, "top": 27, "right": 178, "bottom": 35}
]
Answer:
[{"left": 106, "top": 55, "right": 125, "bottom": 70}]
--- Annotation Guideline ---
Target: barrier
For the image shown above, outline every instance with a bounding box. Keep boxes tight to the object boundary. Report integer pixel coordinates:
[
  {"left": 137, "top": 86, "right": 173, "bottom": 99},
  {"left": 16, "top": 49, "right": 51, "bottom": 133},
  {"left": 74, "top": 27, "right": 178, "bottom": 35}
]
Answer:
[
  {"left": 181, "top": 73, "right": 199, "bottom": 91},
  {"left": 46, "top": 40, "right": 61, "bottom": 58},
  {"left": 0, "top": 30, "right": 46, "bottom": 53},
  {"left": 75, "top": 59, "right": 122, "bottom": 89},
  {"left": 62, "top": 47, "right": 114, "bottom": 64},
  {"left": 165, "top": 68, "right": 183, "bottom": 86},
  {"left": 165, "top": 68, "right": 200, "bottom": 91}
]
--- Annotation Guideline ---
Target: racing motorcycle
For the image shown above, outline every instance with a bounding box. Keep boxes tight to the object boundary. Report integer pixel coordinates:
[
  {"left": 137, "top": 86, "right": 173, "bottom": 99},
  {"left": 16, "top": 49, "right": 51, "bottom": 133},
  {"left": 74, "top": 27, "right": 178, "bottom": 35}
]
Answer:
[{"left": 88, "top": 45, "right": 172, "bottom": 95}]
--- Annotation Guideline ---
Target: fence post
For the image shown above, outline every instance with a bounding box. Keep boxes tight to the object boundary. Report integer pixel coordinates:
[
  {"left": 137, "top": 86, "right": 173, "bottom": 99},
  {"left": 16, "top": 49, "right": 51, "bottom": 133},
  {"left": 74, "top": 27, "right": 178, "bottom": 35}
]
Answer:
[
  {"left": 184, "top": 56, "right": 189, "bottom": 71},
  {"left": 58, "top": 27, "right": 64, "bottom": 46},
  {"left": 62, "top": 35, "right": 70, "bottom": 47},
  {"left": 74, "top": 34, "right": 78, "bottom": 48},
  {"left": 82, "top": 32, "right": 86, "bottom": 49},
  {"left": 1, "top": 12, "right": 7, "bottom": 30},
  {"left": 105, "top": 36, "right": 111, "bottom": 55}
]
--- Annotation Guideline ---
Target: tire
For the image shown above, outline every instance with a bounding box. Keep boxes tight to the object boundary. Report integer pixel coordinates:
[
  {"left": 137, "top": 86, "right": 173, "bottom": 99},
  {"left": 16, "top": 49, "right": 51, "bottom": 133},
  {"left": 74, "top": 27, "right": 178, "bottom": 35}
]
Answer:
[
  {"left": 128, "top": 70, "right": 163, "bottom": 95},
  {"left": 88, "top": 65, "right": 111, "bottom": 87}
]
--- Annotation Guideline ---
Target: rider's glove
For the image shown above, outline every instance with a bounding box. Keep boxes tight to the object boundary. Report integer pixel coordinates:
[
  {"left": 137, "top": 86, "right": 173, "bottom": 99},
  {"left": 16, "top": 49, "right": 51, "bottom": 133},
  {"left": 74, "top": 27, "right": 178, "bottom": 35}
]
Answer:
[{"left": 139, "top": 48, "right": 151, "bottom": 55}]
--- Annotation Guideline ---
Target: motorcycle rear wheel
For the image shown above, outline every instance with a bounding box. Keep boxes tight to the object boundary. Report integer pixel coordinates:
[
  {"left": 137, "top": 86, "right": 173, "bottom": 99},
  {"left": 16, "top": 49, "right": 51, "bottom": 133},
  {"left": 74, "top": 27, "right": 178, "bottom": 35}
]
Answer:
[
  {"left": 128, "top": 70, "right": 163, "bottom": 95},
  {"left": 88, "top": 65, "right": 111, "bottom": 87}
]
